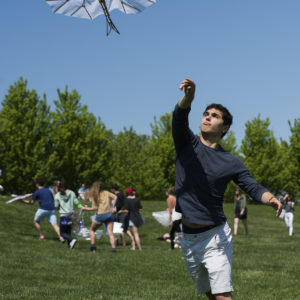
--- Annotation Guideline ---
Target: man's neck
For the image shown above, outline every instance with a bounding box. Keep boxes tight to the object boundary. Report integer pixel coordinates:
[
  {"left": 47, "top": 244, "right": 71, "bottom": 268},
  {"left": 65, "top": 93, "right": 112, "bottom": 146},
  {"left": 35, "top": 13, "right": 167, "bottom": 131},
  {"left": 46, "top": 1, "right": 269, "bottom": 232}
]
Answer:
[{"left": 200, "top": 134, "right": 220, "bottom": 149}]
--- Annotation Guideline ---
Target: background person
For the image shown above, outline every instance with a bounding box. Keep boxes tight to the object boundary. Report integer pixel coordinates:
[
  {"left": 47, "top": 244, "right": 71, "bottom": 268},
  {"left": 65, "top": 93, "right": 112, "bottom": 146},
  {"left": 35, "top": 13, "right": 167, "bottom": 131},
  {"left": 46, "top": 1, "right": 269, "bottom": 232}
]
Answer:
[
  {"left": 22, "top": 178, "right": 63, "bottom": 241},
  {"left": 51, "top": 180, "right": 61, "bottom": 198},
  {"left": 110, "top": 184, "right": 135, "bottom": 248},
  {"left": 166, "top": 187, "right": 176, "bottom": 226},
  {"left": 82, "top": 181, "right": 117, "bottom": 252},
  {"left": 283, "top": 193, "right": 294, "bottom": 236},
  {"left": 166, "top": 187, "right": 182, "bottom": 249},
  {"left": 233, "top": 188, "right": 248, "bottom": 236},
  {"left": 126, "top": 188, "right": 143, "bottom": 251},
  {"left": 78, "top": 183, "right": 88, "bottom": 200},
  {"left": 54, "top": 181, "right": 80, "bottom": 249}
]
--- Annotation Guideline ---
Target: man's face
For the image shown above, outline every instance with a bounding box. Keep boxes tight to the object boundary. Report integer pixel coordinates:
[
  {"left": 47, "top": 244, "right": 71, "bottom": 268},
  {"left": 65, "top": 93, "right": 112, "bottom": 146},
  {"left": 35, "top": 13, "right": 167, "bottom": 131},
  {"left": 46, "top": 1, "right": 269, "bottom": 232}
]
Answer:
[{"left": 201, "top": 108, "right": 228, "bottom": 138}]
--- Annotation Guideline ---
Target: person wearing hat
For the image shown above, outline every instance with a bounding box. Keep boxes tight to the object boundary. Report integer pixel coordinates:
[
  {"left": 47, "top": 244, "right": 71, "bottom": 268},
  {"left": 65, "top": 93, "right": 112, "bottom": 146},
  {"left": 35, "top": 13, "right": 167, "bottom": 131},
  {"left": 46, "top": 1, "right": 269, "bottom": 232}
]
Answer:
[
  {"left": 110, "top": 184, "right": 135, "bottom": 248},
  {"left": 125, "top": 188, "right": 143, "bottom": 251}
]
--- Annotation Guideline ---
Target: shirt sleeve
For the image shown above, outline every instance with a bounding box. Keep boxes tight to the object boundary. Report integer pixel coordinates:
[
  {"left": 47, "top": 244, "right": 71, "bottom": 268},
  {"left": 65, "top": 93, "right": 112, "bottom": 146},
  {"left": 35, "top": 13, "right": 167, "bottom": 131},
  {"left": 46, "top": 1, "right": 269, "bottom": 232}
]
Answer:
[
  {"left": 172, "top": 104, "right": 196, "bottom": 153},
  {"left": 32, "top": 191, "right": 38, "bottom": 202},
  {"left": 73, "top": 192, "right": 79, "bottom": 205},
  {"left": 233, "top": 159, "right": 269, "bottom": 203},
  {"left": 108, "top": 191, "right": 116, "bottom": 201},
  {"left": 240, "top": 195, "right": 247, "bottom": 209}
]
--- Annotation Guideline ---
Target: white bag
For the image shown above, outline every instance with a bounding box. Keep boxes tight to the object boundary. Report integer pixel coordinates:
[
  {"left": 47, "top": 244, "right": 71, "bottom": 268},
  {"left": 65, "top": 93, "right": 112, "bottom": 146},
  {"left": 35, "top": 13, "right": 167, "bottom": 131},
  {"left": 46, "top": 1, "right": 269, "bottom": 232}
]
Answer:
[
  {"left": 113, "top": 222, "right": 124, "bottom": 234},
  {"left": 75, "top": 227, "right": 103, "bottom": 240}
]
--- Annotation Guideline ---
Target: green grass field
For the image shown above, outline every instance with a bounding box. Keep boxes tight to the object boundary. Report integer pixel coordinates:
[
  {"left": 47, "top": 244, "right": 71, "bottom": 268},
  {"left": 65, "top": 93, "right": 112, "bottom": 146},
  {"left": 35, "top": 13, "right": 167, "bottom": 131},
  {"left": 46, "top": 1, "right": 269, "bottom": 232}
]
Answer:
[{"left": 0, "top": 197, "right": 299, "bottom": 300}]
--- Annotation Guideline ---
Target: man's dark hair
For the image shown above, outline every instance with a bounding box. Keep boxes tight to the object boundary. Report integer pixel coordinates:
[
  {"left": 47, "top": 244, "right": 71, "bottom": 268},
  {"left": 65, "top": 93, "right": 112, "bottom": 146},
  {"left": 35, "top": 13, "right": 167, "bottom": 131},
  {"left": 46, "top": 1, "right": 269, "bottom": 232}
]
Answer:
[
  {"left": 110, "top": 184, "right": 119, "bottom": 191},
  {"left": 204, "top": 103, "right": 233, "bottom": 138},
  {"left": 36, "top": 178, "right": 45, "bottom": 187}
]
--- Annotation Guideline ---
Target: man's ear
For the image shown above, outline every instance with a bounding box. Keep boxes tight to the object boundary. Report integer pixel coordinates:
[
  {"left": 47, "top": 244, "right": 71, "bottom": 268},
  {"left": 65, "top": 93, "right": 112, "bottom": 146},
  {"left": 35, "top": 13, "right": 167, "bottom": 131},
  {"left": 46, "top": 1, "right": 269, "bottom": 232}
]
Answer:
[{"left": 222, "top": 125, "right": 229, "bottom": 135}]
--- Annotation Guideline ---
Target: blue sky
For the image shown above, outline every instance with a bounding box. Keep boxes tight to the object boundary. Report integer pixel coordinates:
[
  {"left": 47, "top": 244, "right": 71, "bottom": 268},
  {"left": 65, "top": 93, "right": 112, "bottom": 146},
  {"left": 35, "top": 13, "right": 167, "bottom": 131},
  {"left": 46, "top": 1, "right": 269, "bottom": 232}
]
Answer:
[{"left": 1, "top": 0, "right": 299, "bottom": 145}]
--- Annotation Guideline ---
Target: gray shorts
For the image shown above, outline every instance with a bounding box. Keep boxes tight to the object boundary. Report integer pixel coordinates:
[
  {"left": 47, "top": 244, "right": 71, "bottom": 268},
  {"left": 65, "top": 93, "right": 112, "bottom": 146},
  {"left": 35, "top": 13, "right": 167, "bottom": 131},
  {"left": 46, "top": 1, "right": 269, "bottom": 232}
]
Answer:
[
  {"left": 181, "top": 222, "right": 233, "bottom": 295},
  {"left": 34, "top": 208, "right": 57, "bottom": 224}
]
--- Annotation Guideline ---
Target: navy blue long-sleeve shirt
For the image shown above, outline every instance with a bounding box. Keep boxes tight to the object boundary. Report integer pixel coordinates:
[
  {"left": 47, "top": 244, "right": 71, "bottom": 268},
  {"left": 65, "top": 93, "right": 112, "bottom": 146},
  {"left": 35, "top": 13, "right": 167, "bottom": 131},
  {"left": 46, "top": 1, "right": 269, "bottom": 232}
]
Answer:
[{"left": 172, "top": 104, "right": 268, "bottom": 226}]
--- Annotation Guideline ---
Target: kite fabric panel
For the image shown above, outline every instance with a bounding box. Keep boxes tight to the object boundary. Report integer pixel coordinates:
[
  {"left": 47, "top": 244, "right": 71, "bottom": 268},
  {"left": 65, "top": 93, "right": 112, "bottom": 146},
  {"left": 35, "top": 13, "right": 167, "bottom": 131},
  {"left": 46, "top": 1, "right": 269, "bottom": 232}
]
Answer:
[
  {"left": 6, "top": 193, "right": 33, "bottom": 204},
  {"left": 107, "top": 0, "right": 157, "bottom": 14},
  {"left": 45, "top": 0, "right": 157, "bottom": 19}
]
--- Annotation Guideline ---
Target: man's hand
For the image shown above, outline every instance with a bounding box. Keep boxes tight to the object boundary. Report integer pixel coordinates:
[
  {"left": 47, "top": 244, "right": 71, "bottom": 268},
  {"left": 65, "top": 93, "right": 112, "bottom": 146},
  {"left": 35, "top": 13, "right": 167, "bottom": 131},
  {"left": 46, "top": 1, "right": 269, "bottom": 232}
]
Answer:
[
  {"left": 178, "top": 78, "right": 196, "bottom": 109},
  {"left": 269, "top": 198, "right": 283, "bottom": 217},
  {"left": 82, "top": 205, "right": 89, "bottom": 211},
  {"left": 22, "top": 199, "right": 34, "bottom": 204},
  {"left": 261, "top": 192, "right": 283, "bottom": 217}
]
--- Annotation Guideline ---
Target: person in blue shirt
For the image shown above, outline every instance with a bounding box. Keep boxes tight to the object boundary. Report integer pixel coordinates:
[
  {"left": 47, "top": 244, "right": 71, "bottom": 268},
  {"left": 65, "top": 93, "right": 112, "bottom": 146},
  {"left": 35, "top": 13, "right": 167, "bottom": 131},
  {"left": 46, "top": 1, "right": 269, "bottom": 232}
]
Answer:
[
  {"left": 78, "top": 183, "right": 88, "bottom": 200},
  {"left": 22, "top": 178, "right": 63, "bottom": 241},
  {"left": 173, "top": 78, "right": 282, "bottom": 300}
]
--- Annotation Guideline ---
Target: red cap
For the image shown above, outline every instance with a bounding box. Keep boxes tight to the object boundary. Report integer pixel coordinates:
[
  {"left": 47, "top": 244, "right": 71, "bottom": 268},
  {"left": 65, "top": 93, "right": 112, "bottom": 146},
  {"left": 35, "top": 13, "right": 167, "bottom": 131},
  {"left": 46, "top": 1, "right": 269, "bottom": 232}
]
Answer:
[{"left": 126, "top": 188, "right": 134, "bottom": 195}]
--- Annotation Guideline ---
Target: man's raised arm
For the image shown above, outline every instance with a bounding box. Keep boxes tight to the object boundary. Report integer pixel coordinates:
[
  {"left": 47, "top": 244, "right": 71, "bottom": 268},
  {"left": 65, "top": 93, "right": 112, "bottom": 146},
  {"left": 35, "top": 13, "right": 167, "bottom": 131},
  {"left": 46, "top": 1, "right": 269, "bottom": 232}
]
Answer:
[
  {"left": 172, "top": 78, "right": 197, "bottom": 152},
  {"left": 178, "top": 78, "right": 196, "bottom": 108}
]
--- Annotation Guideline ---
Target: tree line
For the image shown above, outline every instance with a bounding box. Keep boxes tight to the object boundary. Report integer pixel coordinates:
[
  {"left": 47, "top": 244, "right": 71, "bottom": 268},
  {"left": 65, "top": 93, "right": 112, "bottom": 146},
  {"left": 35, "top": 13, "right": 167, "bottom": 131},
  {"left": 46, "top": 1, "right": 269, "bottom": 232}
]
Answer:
[{"left": 0, "top": 78, "right": 299, "bottom": 201}]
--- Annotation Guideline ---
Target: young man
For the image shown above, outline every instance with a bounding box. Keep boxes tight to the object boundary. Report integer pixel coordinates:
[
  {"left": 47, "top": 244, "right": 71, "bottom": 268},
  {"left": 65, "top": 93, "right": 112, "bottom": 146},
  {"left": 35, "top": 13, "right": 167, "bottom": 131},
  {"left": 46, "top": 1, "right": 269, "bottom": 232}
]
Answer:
[
  {"left": 172, "top": 78, "right": 282, "bottom": 300},
  {"left": 23, "top": 178, "right": 63, "bottom": 241},
  {"left": 54, "top": 181, "right": 79, "bottom": 249}
]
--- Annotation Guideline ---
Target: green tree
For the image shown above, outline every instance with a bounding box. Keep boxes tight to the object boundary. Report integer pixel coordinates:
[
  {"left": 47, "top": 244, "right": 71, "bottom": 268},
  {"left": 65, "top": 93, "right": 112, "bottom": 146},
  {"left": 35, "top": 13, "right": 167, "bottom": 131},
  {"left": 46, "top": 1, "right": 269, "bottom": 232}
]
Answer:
[
  {"left": 288, "top": 119, "right": 300, "bottom": 198},
  {"left": 150, "top": 113, "right": 175, "bottom": 186},
  {"left": 0, "top": 78, "right": 51, "bottom": 194},
  {"left": 110, "top": 127, "right": 149, "bottom": 194},
  {"left": 239, "top": 115, "right": 282, "bottom": 195},
  {"left": 276, "top": 139, "right": 298, "bottom": 198},
  {"left": 219, "top": 131, "right": 240, "bottom": 202},
  {"left": 46, "top": 87, "right": 112, "bottom": 190},
  {"left": 136, "top": 113, "right": 175, "bottom": 200}
]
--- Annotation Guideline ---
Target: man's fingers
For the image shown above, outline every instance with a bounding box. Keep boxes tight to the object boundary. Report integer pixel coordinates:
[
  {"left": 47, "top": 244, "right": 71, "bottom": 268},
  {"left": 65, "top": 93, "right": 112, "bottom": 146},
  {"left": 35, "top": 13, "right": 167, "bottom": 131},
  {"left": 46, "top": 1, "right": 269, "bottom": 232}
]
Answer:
[
  {"left": 276, "top": 205, "right": 283, "bottom": 217},
  {"left": 270, "top": 199, "right": 282, "bottom": 217},
  {"left": 179, "top": 81, "right": 189, "bottom": 90},
  {"left": 179, "top": 79, "right": 195, "bottom": 94}
]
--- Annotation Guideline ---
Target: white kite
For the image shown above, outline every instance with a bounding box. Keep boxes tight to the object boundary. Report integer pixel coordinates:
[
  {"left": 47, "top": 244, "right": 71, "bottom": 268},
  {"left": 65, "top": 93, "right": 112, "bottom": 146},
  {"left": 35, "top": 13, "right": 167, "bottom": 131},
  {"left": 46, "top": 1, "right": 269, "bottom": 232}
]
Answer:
[
  {"left": 6, "top": 193, "right": 33, "bottom": 204},
  {"left": 45, "top": 0, "right": 157, "bottom": 35}
]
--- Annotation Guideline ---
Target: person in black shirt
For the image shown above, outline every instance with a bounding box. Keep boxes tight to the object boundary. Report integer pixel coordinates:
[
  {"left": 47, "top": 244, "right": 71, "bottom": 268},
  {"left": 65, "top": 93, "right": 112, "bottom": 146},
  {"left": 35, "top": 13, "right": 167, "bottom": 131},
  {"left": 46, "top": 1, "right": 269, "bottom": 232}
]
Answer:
[
  {"left": 126, "top": 188, "right": 143, "bottom": 251},
  {"left": 110, "top": 184, "right": 135, "bottom": 248},
  {"left": 173, "top": 78, "right": 282, "bottom": 300}
]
